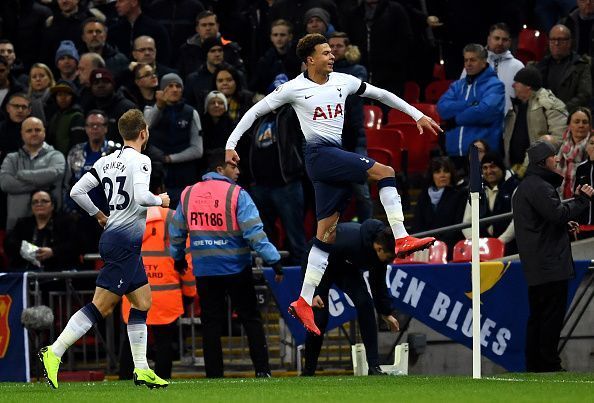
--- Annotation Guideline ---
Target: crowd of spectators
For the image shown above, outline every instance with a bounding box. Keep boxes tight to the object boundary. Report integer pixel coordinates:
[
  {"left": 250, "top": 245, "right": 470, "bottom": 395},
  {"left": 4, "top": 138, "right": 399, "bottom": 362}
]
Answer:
[{"left": 0, "top": 0, "right": 593, "bottom": 269}]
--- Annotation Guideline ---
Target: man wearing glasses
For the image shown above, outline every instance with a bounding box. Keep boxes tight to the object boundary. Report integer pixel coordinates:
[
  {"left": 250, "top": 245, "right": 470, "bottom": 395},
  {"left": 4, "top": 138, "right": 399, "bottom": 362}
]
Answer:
[
  {"left": 65, "top": 110, "right": 119, "bottom": 255},
  {"left": 561, "top": 0, "right": 594, "bottom": 57},
  {"left": 535, "top": 24, "right": 592, "bottom": 113},
  {"left": 0, "top": 56, "right": 26, "bottom": 121},
  {"left": 0, "top": 93, "right": 31, "bottom": 162},
  {"left": 117, "top": 36, "right": 177, "bottom": 96},
  {"left": 131, "top": 36, "right": 177, "bottom": 80},
  {"left": 0, "top": 93, "right": 32, "bottom": 230}
]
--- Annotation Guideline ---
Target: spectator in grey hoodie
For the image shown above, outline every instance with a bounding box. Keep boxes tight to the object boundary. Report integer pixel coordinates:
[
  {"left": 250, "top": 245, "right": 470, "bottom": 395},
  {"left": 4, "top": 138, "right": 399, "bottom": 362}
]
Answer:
[{"left": 0, "top": 117, "right": 65, "bottom": 230}]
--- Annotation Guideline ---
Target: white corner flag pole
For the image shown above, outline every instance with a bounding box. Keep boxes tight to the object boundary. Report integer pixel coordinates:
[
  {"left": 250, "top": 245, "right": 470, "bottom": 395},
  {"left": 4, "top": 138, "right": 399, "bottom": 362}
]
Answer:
[
  {"left": 469, "top": 144, "right": 481, "bottom": 379},
  {"left": 470, "top": 192, "right": 481, "bottom": 379}
]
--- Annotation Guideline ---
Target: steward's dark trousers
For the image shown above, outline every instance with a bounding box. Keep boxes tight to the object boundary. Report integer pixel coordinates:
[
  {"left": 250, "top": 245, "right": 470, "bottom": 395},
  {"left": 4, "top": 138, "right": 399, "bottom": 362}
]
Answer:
[
  {"left": 525, "top": 279, "right": 568, "bottom": 372},
  {"left": 303, "top": 269, "right": 379, "bottom": 374},
  {"left": 196, "top": 266, "right": 270, "bottom": 378}
]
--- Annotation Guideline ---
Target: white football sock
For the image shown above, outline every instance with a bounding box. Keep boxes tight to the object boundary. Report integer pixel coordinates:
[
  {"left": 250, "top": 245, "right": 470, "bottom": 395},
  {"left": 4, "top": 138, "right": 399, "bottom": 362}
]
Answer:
[
  {"left": 51, "top": 309, "right": 95, "bottom": 358},
  {"left": 128, "top": 323, "right": 149, "bottom": 370},
  {"left": 300, "top": 244, "right": 329, "bottom": 305},
  {"left": 379, "top": 186, "right": 408, "bottom": 238}
]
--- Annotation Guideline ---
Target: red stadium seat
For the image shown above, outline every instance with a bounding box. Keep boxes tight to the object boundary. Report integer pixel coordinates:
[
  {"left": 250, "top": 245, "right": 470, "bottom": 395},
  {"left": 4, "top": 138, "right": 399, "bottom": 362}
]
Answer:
[
  {"left": 424, "top": 80, "right": 453, "bottom": 104},
  {"left": 367, "top": 147, "right": 394, "bottom": 167},
  {"left": 363, "top": 105, "right": 383, "bottom": 129},
  {"left": 382, "top": 122, "right": 436, "bottom": 173},
  {"left": 388, "top": 103, "right": 441, "bottom": 127},
  {"left": 365, "top": 128, "right": 403, "bottom": 171},
  {"left": 403, "top": 81, "right": 421, "bottom": 104},
  {"left": 515, "top": 48, "right": 537, "bottom": 65},
  {"left": 433, "top": 62, "right": 446, "bottom": 81},
  {"left": 367, "top": 147, "right": 396, "bottom": 199},
  {"left": 451, "top": 238, "right": 505, "bottom": 263},
  {"left": 428, "top": 240, "right": 448, "bottom": 264},
  {"left": 387, "top": 108, "right": 414, "bottom": 125},
  {"left": 517, "top": 27, "right": 548, "bottom": 62},
  {"left": 411, "top": 103, "right": 441, "bottom": 124},
  {"left": 393, "top": 240, "right": 448, "bottom": 264}
]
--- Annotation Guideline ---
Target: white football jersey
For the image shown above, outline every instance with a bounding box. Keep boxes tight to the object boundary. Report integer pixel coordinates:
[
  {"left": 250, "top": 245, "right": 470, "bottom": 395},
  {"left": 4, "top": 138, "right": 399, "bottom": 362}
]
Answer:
[
  {"left": 89, "top": 147, "right": 153, "bottom": 245},
  {"left": 264, "top": 72, "right": 362, "bottom": 146}
]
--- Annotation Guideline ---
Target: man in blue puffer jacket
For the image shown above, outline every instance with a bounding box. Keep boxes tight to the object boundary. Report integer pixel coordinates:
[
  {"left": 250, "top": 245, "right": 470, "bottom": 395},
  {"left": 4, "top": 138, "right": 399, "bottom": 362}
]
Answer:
[{"left": 437, "top": 43, "right": 505, "bottom": 166}]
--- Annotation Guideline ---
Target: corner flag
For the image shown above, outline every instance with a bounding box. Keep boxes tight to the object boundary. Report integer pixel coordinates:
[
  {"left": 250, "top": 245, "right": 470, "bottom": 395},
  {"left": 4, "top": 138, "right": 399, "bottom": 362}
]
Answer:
[{"left": 469, "top": 144, "right": 481, "bottom": 379}]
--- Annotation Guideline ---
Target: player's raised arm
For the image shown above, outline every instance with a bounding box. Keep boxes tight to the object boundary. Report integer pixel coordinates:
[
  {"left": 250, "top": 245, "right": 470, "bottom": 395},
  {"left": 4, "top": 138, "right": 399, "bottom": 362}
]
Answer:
[
  {"left": 359, "top": 82, "right": 442, "bottom": 136},
  {"left": 225, "top": 86, "right": 289, "bottom": 164}
]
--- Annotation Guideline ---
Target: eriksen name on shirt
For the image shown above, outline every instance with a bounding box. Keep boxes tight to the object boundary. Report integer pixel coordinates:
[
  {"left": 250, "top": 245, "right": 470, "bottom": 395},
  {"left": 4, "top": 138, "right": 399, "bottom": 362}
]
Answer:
[{"left": 102, "top": 160, "right": 127, "bottom": 174}]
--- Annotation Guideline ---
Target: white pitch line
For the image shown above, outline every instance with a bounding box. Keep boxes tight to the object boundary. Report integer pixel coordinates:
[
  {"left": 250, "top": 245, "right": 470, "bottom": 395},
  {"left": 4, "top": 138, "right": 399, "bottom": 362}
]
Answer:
[{"left": 485, "top": 377, "right": 594, "bottom": 385}]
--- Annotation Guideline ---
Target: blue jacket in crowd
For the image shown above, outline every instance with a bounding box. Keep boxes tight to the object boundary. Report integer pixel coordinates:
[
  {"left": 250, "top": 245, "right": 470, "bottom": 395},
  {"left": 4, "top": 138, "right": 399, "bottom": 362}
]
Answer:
[{"left": 437, "top": 66, "right": 505, "bottom": 156}]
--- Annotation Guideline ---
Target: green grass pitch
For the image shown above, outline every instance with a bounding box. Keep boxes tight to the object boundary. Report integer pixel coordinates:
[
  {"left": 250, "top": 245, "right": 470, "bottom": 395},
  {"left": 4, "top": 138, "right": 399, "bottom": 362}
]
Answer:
[{"left": 1, "top": 373, "right": 593, "bottom": 403}]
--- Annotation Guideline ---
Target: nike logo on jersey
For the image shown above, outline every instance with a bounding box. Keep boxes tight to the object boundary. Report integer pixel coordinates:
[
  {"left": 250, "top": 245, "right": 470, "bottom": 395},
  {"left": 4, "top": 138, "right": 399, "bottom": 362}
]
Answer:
[
  {"left": 360, "top": 157, "right": 370, "bottom": 163},
  {"left": 337, "top": 87, "right": 342, "bottom": 97},
  {"left": 305, "top": 94, "right": 314, "bottom": 99},
  {"left": 117, "top": 279, "right": 123, "bottom": 288}
]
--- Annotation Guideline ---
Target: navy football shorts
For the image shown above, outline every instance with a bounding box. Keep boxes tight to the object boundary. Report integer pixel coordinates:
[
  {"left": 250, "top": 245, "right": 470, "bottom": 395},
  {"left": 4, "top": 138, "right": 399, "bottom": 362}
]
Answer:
[
  {"left": 305, "top": 143, "right": 375, "bottom": 220},
  {"left": 96, "top": 242, "right": 148, "bottom": 296}
]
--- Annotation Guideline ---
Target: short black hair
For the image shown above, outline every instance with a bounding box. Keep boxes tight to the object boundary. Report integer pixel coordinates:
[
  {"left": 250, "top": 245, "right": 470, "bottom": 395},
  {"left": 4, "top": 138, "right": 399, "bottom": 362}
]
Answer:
[
  {"left": 86, "top": 109, "right": 107, "bottom": 120},
  {"left": 8, "top": 92, "right": 30, "bottom": 104},
  {"left": 374, "top": 226, "right": 395, "bottom": 258},
  {"left": 329, "top": 31, "right": 350, "bottom": 46},
  {"left": 207, "top": 148, "right": 227, "bottom": 172},
  {"left": 82, "top": 17, "right": 106, "bottom": 30},
  {"left": 196, "top": 10, "right": 216, "bottom": 22},
  {"left": 489, "top": 22, "right": 511, "bottom": 35},
  {"left": 212, "top": 62, "right": 244, "bottom": 93},
  {"left": 296, "top": 33, "right": 328, "bottom": 63}
]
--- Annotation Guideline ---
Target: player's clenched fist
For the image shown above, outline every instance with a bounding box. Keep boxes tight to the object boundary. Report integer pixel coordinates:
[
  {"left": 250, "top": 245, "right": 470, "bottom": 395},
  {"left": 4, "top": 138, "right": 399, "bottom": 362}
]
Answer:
[
  {"left": 94, "top": 211, "right": 108, "bottom": 228},
  {"left": 159, "top": 192, "right": 170, "bottom": 208},
  {"left": 226, "top": 149, "right": 240, "bottom": 164}
]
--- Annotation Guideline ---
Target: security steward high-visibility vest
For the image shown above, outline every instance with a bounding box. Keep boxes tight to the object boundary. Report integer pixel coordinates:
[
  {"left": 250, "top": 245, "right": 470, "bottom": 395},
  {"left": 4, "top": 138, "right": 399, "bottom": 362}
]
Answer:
[
  {"left": 122, "top": 206, "right": 196, "bottom": 325},
  {"left": 181, "top": 179, "right": 252, "bottom": 276}
]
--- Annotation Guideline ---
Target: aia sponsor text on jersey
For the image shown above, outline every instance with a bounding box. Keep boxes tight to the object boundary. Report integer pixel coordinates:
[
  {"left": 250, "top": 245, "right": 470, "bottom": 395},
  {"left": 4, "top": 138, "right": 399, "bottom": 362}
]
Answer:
[{"left": 313, "top": 103, "right": 344, "bottom": 120}]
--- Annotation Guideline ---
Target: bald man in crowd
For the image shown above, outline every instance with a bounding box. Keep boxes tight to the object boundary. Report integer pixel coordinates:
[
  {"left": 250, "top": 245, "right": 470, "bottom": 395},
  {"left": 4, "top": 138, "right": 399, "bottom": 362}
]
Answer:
[{"left": 0, "top": 117, "right": 65, "bottom": 230}]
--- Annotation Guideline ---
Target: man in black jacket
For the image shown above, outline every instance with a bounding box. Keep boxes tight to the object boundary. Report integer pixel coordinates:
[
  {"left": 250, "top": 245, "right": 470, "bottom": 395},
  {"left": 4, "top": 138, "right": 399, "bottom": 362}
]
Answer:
[
  {"left": 108, "top": 0, "right": 171, "bottom": 65},
  {"left": 302, "top": 219, "right": 400, "bottom": 376},
  {"left": 177, "top": 10, "right": 244, "bottom": 80},
  {"left": 249, "top": 19, "right": 302, "bottom": 95},
  {"left": 86, "top": 68, "right": 137, "bottom": 141},
  {"left": 512, "top": 140, "right": 594, "bottom": 372},
  {"left": 79, "top": 18, "right": 129, "bottom": 79},
  {"left": 246, "top": 74, "right": 306, "bottom": 265}
]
